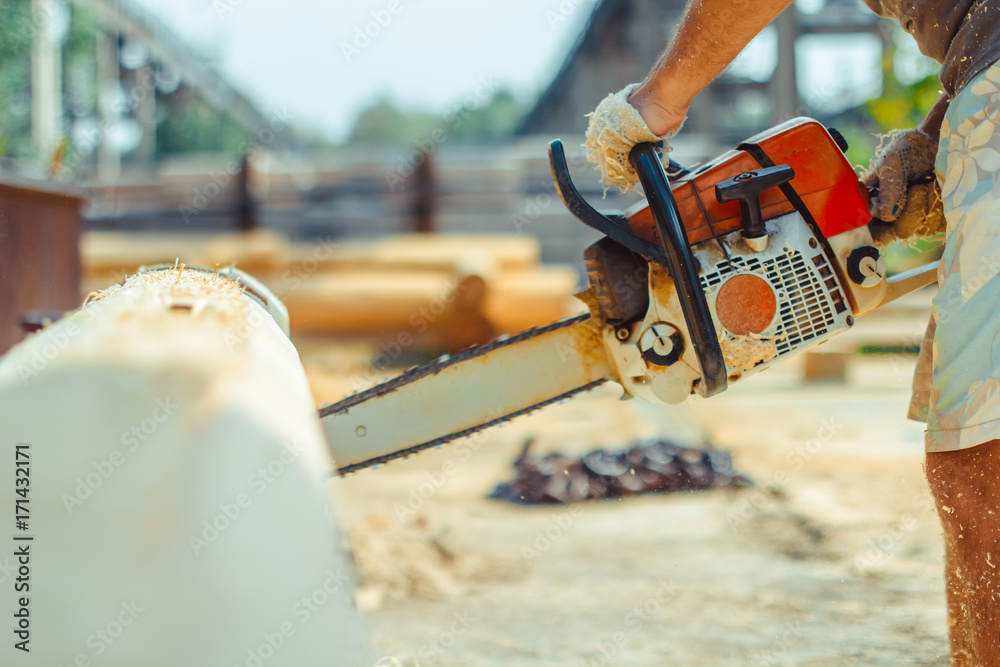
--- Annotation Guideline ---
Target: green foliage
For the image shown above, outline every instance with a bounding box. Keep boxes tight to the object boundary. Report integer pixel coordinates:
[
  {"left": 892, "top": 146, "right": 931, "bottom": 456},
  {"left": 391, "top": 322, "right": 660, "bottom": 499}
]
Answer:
[
  {"left": 0, "top": 0, "right": 37, "bottom": 159},
  {"left": 855, "top": 37, "right": 945, "bottom": 267},
  {"left": 864, "top": 41, "right": 941, "bottom": 134},
  {"left": 347, "top": 98, "right": 442, "bottom": 146},
  {"left": 347, "top": 89, "right": 524, "bottom": 146},
  {"left": 838, "top": 123, "right": 877, "bottom": 171},
  {"left": 156, "top": 94, "right": 248, "bottom": 155},
  {"left": 63, "top": 0, "right": 97, "bottom": 110},
  {"left": 0, "top": 0, "right": 258, "bottom": 169}
]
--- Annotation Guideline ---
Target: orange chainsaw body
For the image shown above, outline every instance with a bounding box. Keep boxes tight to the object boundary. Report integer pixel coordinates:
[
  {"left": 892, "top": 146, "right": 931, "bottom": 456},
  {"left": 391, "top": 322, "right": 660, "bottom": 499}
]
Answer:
[{"left": 623, "top": 118, "right": 872, "bottom": 247}]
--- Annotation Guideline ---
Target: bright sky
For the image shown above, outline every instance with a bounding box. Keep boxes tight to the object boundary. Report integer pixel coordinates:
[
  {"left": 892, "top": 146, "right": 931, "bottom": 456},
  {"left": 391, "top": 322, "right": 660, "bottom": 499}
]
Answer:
[
  {"left": 134, "top": 0, "right": 601, "bottom": 143},
  {"left": 131, "top": 0, "right": 936, "bottom": 144}
]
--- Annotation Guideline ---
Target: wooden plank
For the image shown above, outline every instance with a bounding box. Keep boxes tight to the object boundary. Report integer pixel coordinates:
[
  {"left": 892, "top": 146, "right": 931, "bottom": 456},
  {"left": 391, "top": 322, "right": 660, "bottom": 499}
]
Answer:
[{"left": 0, "top": 178, "right": 83, "bottom": 353}]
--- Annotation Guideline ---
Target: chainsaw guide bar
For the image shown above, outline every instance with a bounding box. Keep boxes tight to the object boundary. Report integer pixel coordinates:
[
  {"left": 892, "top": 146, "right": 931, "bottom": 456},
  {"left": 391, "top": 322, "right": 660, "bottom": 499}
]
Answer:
[{"left": 320, "top": 314, "right": 609, "bottom": 475}]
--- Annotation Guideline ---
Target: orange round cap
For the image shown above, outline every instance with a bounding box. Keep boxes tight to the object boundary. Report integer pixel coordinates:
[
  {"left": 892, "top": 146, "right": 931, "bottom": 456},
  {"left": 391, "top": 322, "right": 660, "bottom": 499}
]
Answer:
[{"left": 715, "top": 274, "right": 777, "bottom": 336}]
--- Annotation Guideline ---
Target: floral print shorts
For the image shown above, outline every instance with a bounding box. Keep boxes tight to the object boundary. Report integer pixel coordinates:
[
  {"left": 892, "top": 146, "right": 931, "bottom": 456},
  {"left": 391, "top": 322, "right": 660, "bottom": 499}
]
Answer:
[{"left": 910, "top": 62, "right": 1000, "bottom": 452}]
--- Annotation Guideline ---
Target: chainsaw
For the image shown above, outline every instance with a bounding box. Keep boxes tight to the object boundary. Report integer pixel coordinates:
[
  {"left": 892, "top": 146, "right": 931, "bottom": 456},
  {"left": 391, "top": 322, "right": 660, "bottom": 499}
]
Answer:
[{"left": 319, "top": 117, "right": 939, "bottom": 474}]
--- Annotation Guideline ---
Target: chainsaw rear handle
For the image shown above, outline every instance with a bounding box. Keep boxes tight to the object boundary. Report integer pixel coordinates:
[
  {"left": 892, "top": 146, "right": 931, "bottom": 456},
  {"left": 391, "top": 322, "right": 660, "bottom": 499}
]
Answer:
[{"left": 628, "top": 143, "right": 728, "bottom": 398}]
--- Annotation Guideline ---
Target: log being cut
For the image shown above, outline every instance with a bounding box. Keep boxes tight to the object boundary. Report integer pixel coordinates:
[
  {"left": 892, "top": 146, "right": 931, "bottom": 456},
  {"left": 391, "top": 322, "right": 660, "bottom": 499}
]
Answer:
[{"left": 0, "top": 266, "right": 371, "bottom": 666}]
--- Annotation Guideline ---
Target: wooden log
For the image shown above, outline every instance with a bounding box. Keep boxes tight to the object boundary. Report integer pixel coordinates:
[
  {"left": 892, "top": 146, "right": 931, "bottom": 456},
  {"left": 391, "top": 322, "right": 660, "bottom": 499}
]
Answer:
[
  {"left": 802, "top": 352, "right": 848, "bottom": 383},
  {"left": 278, "top": 269, "right": 495, "bottom": 351},
  {"left": 81, "top": 230, "right": 290, "bottom": 284},
  {"left": 0, "top": 267, "right": 370, "bottom": 665},
  {"left": 83, "top": 232, "right": 541, "bottom": 285},
  {"left": 484, "top": 267, "right": 584, "bottom": 333},
  {"left": 286, "top": 234, "right": 540, "bottom": 275}
]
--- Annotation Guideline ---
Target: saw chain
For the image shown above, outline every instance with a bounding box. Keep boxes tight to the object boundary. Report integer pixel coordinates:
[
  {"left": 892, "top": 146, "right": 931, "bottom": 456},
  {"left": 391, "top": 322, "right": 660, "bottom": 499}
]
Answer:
[{"left": 320, "top": 314, "right": 609, "bottom": 475}]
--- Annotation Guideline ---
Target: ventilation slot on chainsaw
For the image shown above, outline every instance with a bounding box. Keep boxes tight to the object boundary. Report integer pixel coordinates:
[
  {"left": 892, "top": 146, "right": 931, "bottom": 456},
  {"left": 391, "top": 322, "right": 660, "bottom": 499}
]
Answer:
[{"left": 696, "top": 212, "right": 852, "bottom": 372}]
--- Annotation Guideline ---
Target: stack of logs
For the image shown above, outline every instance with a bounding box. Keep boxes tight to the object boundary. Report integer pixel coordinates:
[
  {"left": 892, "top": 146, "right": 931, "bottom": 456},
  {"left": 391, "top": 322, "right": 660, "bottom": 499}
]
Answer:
[
  {"left": 81, "top": 230, "right": 583, "bottom": 352},
  {"left": 491, "top": 439, "right": 753, "bottom": 505}
]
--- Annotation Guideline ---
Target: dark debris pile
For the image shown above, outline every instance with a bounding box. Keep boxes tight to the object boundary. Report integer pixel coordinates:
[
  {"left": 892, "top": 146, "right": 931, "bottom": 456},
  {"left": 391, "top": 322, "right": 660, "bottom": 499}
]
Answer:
[{"left": 490, "top": 439, "right": 753, "bottom": 505}]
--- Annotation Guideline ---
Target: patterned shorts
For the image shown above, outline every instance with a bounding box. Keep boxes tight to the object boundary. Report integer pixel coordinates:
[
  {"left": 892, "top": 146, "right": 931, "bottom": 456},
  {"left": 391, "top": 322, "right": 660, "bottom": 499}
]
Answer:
[{"left": 910, "top": 62, "right": 1000, "bottom": 452}]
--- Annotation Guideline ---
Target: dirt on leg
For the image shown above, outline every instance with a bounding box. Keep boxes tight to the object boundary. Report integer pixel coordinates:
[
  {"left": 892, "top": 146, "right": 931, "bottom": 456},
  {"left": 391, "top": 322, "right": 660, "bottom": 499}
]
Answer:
[{"left": 927, "top": 440, "right": 1000, "bottom": 665}]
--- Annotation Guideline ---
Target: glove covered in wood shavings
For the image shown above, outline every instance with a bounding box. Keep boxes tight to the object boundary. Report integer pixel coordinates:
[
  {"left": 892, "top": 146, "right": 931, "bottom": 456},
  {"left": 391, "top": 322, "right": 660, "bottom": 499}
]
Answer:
[
  {"left": 866, "top": 129, "right": 938, "bottom": 222},
  {"left": 585, "top": 83, "right": 683, "bottom": 191},
  {"left": 869, "top": 179, "right": 946, "bottom": 247}
]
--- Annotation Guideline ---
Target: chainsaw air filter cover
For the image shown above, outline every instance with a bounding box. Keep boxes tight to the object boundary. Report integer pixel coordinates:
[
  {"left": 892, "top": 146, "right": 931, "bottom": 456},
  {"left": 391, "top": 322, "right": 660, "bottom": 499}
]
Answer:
[
  {"left": 713, "top": 274, "right": 777, "bottom": 336},
  {"left": 696, "top": 211, "right": 853, "bottom": 378}
]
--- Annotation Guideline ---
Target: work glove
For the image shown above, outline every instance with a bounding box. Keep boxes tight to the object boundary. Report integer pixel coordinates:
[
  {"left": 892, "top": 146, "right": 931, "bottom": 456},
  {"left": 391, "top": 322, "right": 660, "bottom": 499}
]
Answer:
[
  {"left": 865, "top": 129, "right": 945, "bottom": 245},
  {"left": 585, "top": 83, "right": 683, "bottom": 191}
]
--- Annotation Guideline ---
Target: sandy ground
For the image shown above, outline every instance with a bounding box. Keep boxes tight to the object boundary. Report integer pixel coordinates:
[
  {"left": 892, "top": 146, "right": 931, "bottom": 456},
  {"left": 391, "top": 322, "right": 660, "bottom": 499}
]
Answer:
[{"left": 320, "top": 349, "right": 950, "bottom": 666}]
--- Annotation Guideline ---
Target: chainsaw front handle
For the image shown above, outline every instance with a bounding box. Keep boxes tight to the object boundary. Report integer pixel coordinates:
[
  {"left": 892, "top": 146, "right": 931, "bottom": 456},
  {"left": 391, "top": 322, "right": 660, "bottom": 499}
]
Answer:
[{"left": 628, "top": 142, "right": 728, "bottom": 398}]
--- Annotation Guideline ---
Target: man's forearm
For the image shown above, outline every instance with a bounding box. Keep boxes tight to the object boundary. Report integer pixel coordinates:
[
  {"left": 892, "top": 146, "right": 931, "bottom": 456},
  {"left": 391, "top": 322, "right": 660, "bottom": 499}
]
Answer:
[
  {"left": 630, "top": 0, "right": 796, "bottom": 135},
  {"left": 919, "top": 93, "right": 950, "bottom": 143}
]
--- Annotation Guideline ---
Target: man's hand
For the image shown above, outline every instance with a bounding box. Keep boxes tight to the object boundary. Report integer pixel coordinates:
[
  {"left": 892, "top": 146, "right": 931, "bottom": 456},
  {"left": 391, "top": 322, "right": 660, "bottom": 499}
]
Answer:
[
  {"left": 584, "top": 84, "right": 684, "bottom": 191},
  {"left": 628, "top": 85, "right": 689, "bottom": 138},
  {"left": 865, "top": 128, "right": 947, "bottom": 246},
  {"left": 583, "top": 0, "right": 795, "bottom": 189},
  {"left": 865, "top": 129, "right": 939, "bottom": 222}
]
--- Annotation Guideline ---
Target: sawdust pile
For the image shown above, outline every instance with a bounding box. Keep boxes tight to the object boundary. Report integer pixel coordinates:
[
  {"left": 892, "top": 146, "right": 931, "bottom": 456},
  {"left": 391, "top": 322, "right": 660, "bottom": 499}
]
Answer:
[
  {"left": 718, "top": 331, "right": 780, "bottom": 371},
  {"left": 347, "top": 514, "right": 517, "bottom": 611}
]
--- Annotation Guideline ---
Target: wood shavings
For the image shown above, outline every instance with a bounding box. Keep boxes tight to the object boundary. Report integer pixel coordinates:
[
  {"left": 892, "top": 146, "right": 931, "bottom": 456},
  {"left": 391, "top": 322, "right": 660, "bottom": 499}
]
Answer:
[
  {"left": 82, "top": 266, "right": 245, "bottom": 311},
  {"left": 718, "top": 330, "right": 781, "bottom": 371},
  {"left": 347, "top": 513, "right": 513, "bottom": 609},
  {"left": 583, "top": 84, "right": 677, "bottom": 192}
]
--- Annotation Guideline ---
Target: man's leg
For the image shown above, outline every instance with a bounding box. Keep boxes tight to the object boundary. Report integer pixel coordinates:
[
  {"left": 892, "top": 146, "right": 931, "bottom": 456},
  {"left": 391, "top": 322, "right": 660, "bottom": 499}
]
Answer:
[{"left": 927, "top": 441, "right": 1000, "bottom": 664}]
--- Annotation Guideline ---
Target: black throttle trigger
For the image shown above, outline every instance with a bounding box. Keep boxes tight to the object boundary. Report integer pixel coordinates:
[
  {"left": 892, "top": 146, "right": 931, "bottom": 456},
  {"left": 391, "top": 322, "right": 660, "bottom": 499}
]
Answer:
[{"left": 714, "top": 164, "right": 795, "bottom": 251}]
